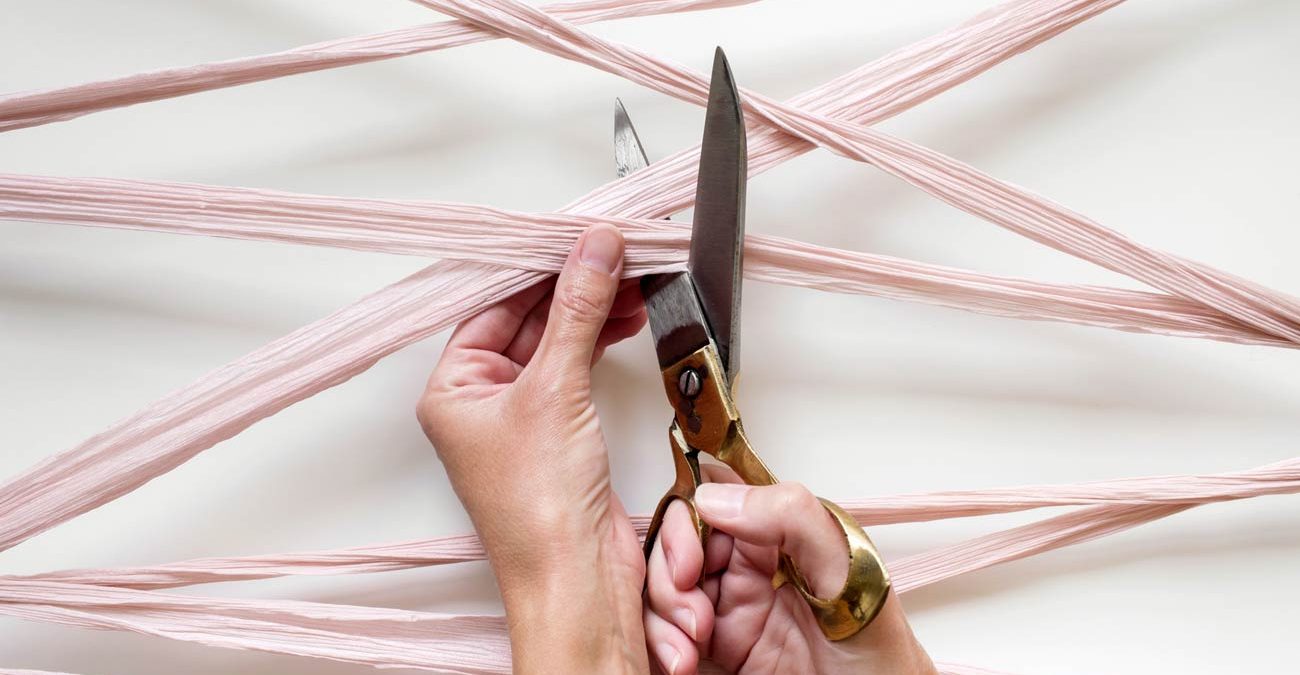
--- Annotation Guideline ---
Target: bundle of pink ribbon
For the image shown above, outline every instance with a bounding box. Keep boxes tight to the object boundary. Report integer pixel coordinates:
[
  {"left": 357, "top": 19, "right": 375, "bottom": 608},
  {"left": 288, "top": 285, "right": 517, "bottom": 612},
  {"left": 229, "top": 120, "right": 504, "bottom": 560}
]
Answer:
[{"left": 1, "top": 0, "right": 1296, "bottom": 673}]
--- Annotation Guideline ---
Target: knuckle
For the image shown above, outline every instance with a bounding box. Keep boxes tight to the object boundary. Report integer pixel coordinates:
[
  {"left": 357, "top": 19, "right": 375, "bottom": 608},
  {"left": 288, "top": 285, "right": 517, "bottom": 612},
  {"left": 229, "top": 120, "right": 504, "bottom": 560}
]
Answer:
[
  {"left": 414, "top": 393, "right": 447, "bottom": 444},
  {"left": 414, "top": 398, "right": 430, "bottom": 430},
  {"left": 555, "top": 272, "right": 606, "bottom": 321},
  {"left": 519, "top": 369, "right": 588, "bottom": 413},
  {"left": 414, "top": 370, "right": 461, "bottom": 444},
  {"left": 775, "top": 482, "right": 820, "bottom": 515},
  {"left": 415, "top": 389, "right": 439, "bottom": 430}
]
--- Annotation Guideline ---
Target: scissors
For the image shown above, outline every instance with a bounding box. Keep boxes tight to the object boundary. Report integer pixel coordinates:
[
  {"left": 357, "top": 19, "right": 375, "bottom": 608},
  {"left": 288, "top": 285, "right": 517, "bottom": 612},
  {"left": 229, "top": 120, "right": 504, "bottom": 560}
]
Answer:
[{"left": 614, "top": 48, "right": 892, "bottom": 641}]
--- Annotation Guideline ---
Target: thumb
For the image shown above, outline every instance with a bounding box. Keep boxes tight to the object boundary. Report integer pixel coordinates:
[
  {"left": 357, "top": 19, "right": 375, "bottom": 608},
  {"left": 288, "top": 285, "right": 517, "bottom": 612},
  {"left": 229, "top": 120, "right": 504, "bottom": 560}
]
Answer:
[
  {"left": 694, "top": 481, "right": 850, "bottom": 599},
  {"left": 532, "top": 223, "right": 626, "bottom": 375}
]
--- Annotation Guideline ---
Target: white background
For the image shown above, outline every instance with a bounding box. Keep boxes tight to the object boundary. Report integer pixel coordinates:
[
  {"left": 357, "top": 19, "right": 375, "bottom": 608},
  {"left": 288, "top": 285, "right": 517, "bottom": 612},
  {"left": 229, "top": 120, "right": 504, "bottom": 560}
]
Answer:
[{"left": 2, "top": 1, "right": 1298, "bottom": 672}]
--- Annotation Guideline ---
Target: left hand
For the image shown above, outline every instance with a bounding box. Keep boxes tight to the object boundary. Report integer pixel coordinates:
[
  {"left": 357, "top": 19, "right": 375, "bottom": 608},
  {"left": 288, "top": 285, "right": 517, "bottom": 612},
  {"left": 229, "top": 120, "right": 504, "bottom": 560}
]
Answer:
[{"left": 417, "top": 223, "right": 650, "bottom": 674}]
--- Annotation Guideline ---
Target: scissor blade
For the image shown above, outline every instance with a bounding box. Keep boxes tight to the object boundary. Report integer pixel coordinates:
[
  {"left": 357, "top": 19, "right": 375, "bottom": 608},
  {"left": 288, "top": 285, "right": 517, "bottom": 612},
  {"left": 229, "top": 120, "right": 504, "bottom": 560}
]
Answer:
[
  {"left": 618, "top": 100, "right": 713, "bottom": 370},
  {"left": 643, "top": 272, "right": 712, "bottom": 371},
  {"left": 689, "top": 47, "right": 747, "bottom": 383},
  {"left": 614, "top": 98, "right": 651, "bottom": 178}
]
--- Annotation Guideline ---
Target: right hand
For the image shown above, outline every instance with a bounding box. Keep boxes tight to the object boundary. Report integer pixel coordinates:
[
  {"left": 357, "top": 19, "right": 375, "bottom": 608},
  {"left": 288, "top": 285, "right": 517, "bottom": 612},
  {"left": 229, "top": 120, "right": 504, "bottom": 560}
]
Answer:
[{"left": 643, "top": 464, "right": 936, "bottom": 675}]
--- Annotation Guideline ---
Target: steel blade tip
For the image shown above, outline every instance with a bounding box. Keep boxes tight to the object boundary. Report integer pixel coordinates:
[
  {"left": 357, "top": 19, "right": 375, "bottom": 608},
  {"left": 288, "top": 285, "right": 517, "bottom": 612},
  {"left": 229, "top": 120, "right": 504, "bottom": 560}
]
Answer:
[
  {"left": 614, "top": 98, "right": 650, "bottom": 178},
  {"left": 614, "top": 97, "right": 630, "bottom": 125},
  {"left": 689, "top": 45, "right": 747, "bottom": 383},
  {"left": 709, "top": 47, "right": 737, "bottom": 106}
]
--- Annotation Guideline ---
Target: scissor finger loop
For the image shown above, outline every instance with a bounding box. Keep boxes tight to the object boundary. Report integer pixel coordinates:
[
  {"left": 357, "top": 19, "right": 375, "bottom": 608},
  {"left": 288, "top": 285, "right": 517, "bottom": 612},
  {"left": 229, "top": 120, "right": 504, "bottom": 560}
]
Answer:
[
  {"left": 772, "top": 500, "right": 892, "bottom": 640},
  {"left": 620, "top": 48, "right": 891, "bottom": 641},
  {"left": 642, "top": 426, "right": 710, "bottom": 559}
]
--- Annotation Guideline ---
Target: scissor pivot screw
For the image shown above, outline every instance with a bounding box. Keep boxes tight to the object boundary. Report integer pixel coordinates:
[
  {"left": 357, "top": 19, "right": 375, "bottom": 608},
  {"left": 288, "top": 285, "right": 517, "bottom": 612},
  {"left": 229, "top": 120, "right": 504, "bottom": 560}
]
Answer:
[{"left": 678, "top": 368, "right": 702, "bottom": 398}]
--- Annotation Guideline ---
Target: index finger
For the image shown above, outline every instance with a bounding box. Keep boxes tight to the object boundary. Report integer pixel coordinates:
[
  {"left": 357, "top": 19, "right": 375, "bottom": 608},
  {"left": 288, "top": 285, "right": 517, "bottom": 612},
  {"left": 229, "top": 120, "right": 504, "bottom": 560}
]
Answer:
[{"left": 444, "top": 277, "right": 555, "bottom": 355}]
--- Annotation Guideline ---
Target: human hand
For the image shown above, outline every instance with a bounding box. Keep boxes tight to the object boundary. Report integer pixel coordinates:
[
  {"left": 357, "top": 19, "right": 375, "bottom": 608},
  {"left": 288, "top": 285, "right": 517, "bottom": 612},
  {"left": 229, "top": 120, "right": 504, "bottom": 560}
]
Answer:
[
  {"left": 418, "top": 223, "right": 650, "bottom": 674},
  {"left": 644, "top": 465, "right": 936, "bottom": 675}
]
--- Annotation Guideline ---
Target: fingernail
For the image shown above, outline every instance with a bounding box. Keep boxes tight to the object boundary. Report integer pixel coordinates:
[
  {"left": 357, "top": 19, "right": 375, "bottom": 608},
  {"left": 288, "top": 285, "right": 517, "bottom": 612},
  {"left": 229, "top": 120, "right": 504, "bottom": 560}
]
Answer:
[
  {"left": 672, "top": 607, "right": 698, "bottom": 641},
  {"left": 694, "top": 483, "right": 747, "bottom": 519},
  {"left": 578, "top": 224, "right": 623, "bottom": 275},
  {"left": 655, "top": 641, "right": 681, "bottom": 675},
  {"left": 664, "top": 538, "right": 680, "bottom": 583}
]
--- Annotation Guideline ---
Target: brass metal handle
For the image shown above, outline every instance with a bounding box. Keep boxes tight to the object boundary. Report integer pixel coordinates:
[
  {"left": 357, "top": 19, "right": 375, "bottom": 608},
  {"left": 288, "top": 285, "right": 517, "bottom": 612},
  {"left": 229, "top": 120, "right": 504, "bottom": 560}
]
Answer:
[
  {"left": 642, "top": 426, "right": 708, "bottom": 559},
  {"left": 644, "top": 344, "right": 892, "bottom": 641},
  {"left": 771, "top": 499, "right": 892, "bottom": 640}
]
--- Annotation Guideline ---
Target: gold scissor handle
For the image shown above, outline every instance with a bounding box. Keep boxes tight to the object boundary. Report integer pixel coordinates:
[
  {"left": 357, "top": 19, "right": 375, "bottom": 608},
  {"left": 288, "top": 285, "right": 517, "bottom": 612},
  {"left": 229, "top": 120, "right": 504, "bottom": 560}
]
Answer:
[
  {"left": 644, "top": 344, "right": 891, "bottom": 641},
  {"left": 642, "top": 425, "right": 708, "bottom": 559},
  {"left": 770, "top": 499, "right": 893, "bottom": 640}
]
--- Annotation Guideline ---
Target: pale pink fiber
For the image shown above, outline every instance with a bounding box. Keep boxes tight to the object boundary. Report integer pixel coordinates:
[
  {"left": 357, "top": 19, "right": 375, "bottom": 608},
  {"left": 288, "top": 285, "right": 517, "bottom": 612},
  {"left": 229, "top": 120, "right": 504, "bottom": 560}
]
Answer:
[{"left": 0, "top": 0, "right": 1295, "bottom": 673}]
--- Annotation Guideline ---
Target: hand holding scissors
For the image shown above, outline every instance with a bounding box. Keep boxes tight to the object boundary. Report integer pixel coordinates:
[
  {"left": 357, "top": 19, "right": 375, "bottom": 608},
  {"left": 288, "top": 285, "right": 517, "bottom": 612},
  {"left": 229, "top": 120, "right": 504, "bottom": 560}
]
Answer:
[{"left": 626, "top": 49, "right": 891, "bottom": 642}]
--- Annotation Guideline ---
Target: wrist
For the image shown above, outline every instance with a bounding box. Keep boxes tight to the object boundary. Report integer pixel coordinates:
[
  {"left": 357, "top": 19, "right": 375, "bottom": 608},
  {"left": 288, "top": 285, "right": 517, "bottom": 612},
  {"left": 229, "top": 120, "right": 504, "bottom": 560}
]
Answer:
[
  {"left": 474, "top": 496, "right": 604, "bottom": 590},
  {"left": 498, "top": 538, "right": 647, "bottom": 674}
]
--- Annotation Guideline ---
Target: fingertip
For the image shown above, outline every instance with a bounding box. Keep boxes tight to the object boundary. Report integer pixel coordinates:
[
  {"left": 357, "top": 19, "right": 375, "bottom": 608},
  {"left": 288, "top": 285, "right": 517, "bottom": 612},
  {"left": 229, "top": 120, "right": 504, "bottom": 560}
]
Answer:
[
  {"left": 704, "top": 530, "right": 733, "bottom": 575},
  {"left": 666, "top": 588, "right": 714, "bottom": 656},
  {"left": 644, "top": 609, "right": 698, "bottom": 675},
  {"left": 662, "top": 500, "right": 704, "bottom": 590},
  {"left": 594, "top": 312, "right": 648, "bottom": 354},
  {"left": 654, "top": 641, "right": 684, "bottom": 675},
  {"left": 701, "top": 574, "right": 721, "bottom": 606},
  {"left": 535, "top": 225, "right": 625, "bottom": 371},
  {"left": 626, "top": 307, "right": 649, "bottom": 331},
  {"left": 502, "top": 291, "right": 554, "bottom": 366},
  {"left": 693, "top": 482, "right": 748, "bottom": 523},
  {"left": 609, "top": 283, "right": 647, "bottom": 318},
  {"left": 714, "top": 482, "right": 851, "bottom": 599},
  {"left": 442, "top": 277, "right": 553, "bottom": 355},
  {"left": 576, "top": 222, "right": 625, "bottom": 277}
]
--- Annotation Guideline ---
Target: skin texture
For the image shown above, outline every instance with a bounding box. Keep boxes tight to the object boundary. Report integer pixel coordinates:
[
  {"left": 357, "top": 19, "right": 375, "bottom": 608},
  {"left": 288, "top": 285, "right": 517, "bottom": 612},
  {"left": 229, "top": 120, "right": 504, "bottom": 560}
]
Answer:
[
  {"left": 645, "top": 465, "right": 937, "bottom": 674},
  {"left": 420, "top": 223, "right": 934, "bottom": 673},
  {"left": 418, "top": 223, "right": 650, "bottom": 674}
]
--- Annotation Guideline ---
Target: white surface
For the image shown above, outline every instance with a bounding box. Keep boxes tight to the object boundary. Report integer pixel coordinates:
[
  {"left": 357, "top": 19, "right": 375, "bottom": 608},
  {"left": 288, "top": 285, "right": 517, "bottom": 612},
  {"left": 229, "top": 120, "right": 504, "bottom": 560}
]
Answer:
[{"left": 2, "top": 1, "right": 1298, "bottom": 672}]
